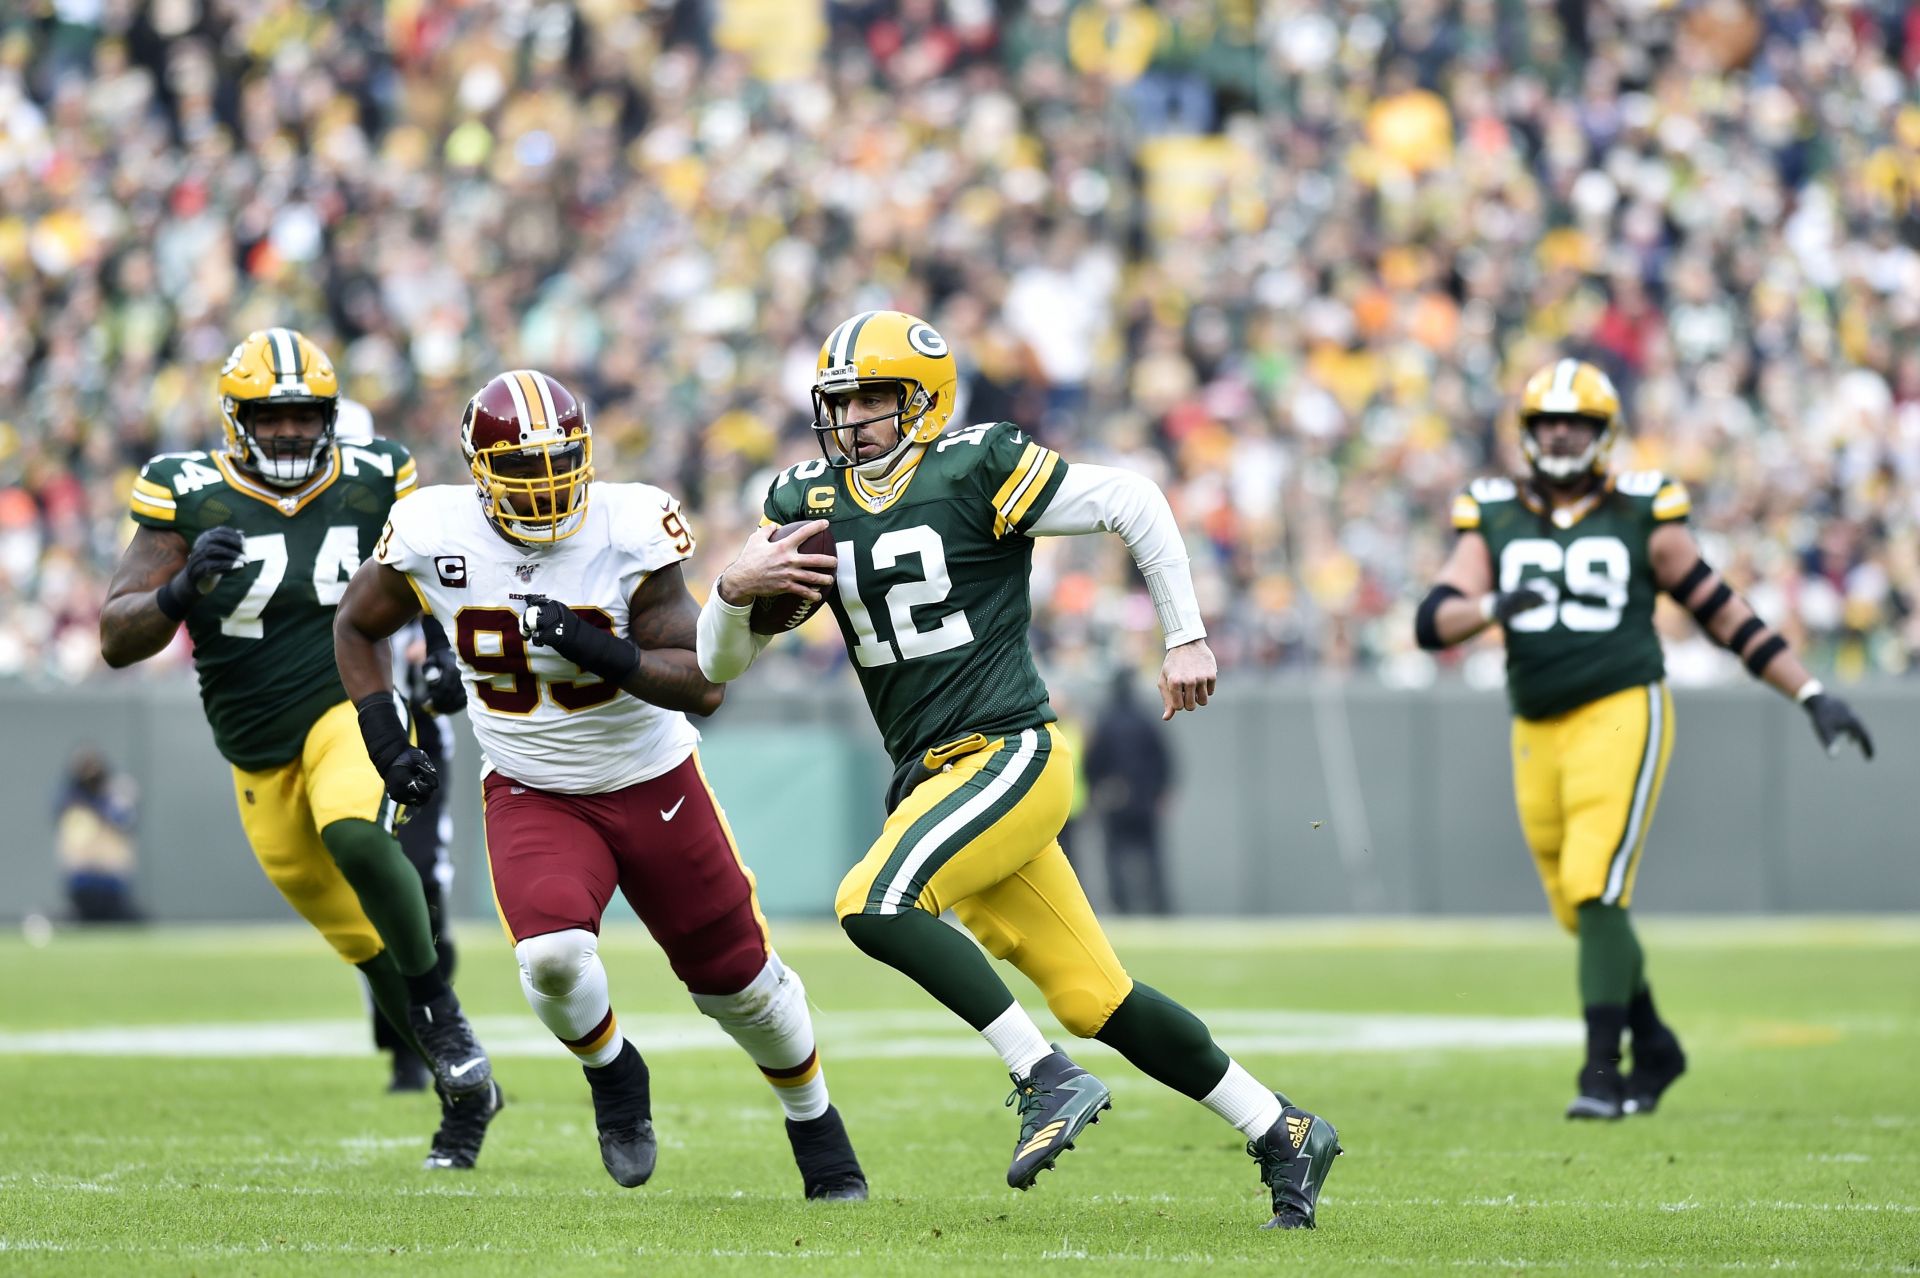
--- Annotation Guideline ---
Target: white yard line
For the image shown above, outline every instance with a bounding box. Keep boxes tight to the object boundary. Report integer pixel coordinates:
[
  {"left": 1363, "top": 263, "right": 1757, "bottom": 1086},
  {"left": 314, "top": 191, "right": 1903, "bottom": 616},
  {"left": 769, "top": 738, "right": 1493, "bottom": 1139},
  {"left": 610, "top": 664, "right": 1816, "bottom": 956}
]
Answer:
[{"left": 0, "top": 1008, "right": 1582, "bottom": 1060}]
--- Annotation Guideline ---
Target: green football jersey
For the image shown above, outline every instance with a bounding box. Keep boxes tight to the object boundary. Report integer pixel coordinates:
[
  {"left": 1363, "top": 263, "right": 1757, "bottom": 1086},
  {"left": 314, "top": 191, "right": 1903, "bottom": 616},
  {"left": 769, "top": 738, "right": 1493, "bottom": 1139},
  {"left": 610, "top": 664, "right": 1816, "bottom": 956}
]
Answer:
[
  {"left": 129, "top": 441, "right": 418, "bottom": 769},
  {"left": 1453, "top": 470, "right": 1691, "bottom": 721},
  {"left": 764, "top": 422, "right": 1070, "bottom": 783}
]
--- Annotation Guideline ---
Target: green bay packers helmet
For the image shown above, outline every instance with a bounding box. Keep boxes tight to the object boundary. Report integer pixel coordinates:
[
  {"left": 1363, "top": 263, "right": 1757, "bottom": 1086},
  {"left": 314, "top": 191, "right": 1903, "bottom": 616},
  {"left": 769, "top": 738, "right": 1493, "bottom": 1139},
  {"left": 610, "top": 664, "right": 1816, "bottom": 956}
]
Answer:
[
  {"left": 1518, "top": 358, "right": 1621, "bottom": 483},
  {"left": 218, "top": 327, "right": 341, "bottom": 486},
  {"left": 811, "top": 310, "right": 958, "bottom": 476}
]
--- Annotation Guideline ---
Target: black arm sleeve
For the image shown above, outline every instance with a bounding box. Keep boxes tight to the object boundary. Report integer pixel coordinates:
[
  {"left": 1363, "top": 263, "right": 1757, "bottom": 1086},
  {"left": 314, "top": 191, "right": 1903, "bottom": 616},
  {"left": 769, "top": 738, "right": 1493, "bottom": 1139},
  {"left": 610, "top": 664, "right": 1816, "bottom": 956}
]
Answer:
[{"left": 1415, "top": 584, "right": 1464, "bottom": 652}]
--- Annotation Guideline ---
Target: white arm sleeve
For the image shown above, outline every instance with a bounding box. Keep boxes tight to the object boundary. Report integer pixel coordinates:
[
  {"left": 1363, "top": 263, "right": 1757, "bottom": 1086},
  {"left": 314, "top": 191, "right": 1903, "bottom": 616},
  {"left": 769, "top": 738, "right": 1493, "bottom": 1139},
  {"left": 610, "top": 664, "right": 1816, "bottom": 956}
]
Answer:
[
  {"left": 696, "top": 579, "right": 773, "bottom": 682},
  {"left": 1027, "top": 463, "right": 1206, "bottom": 649}
]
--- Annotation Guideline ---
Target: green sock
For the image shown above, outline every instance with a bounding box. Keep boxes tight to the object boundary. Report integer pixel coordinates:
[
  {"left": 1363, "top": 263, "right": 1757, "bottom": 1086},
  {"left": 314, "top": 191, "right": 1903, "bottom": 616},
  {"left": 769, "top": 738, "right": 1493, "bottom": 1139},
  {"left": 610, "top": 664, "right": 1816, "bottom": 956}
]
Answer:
[
  {"left": 841, "top": 910, "right": 1017, "bottom": 1031},
  {"left": 357, "top": 950, "right": 426, "bottom": 1059},
  {"left": 1094, "top": 982, "right": 1232, "bottom": 1100},
  {"left": 1575, "top": 901, "right": 1644, "bottom": 1007},
  {"left": 321, "top": 819, "right": 438, "bottom": 977}
]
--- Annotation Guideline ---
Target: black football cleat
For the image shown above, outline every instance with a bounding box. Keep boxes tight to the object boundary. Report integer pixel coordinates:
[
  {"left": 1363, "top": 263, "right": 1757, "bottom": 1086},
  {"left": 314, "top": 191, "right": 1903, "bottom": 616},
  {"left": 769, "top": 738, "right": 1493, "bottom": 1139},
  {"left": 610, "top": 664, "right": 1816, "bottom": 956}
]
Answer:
[
  {"left": 424, "top": 1079, "right": 503, "bottom": 1170},
  {"left": 1623, "top": 1031, "right": 1687, "bottom": 1116},
  {"left": 587, "top": 1041, "right": 657, "bottom": 1187},
  {"left": 786, "top": 1105, "right": 868, "bottom": 1201},
  {"left": 598, "top": 1119, "right": 657, "bottom": 1188},
  {"left": 407, "top": 992, "right": 493, "bottom": 1097},
  {"left": 1249, "top": 1099, "right": 1342, "bottom": 1230},
  {"left": 1566, "top": 1059, "right": 1626, "bottom": 1120},
  {"left": 1004, "top": 1046, "right": 1112, "bottom": 1190},
  {"left": 387, "top": 1048, "right": 430, "bottom": 1094}
]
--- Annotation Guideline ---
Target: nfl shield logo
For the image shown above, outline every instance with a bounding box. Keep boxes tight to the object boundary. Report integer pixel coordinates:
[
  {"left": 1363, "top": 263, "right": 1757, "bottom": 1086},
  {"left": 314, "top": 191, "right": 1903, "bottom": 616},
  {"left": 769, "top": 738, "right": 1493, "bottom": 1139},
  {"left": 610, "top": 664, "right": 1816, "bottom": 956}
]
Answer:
[{"left": 514, "top": 563, "right": 537, "bottom": 583}]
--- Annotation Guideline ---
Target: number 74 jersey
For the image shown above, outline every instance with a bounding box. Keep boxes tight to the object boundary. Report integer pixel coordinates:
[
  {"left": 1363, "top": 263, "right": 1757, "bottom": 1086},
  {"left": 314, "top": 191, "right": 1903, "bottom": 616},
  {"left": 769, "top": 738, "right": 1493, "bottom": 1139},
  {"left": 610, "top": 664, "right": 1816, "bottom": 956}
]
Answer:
[
  {"left": 1452, "top": 471, "right": 1691, "bottom": 721},
  {"left": 129, "top": 441, "right": 417, "bottom": 770},
  {"left": 376, "top": 481, "right": 699, "bottom": 794}
]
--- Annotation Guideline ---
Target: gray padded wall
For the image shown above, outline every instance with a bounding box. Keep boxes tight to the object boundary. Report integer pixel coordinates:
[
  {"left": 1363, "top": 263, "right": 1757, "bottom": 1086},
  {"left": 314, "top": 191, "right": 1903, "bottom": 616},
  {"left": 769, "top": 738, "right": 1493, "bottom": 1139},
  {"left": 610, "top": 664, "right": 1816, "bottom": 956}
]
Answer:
[{"left": 2, "top": 679, "right": 1911, "bottom": 921}]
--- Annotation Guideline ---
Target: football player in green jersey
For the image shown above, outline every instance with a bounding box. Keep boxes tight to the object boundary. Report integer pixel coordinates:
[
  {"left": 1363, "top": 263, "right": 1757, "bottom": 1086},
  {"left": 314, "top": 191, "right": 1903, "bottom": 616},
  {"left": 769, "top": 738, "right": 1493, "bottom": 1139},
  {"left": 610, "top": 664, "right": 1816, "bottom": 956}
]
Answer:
[
  {"left": 98, "top": 328, "right": 502, "bottom": 1167},
  {"left": 697, "top": 311, "right": 1340, "bottom": 1230},
  {"left": 1415, "top": 358, "right": 1873, "bottom": 1120}
]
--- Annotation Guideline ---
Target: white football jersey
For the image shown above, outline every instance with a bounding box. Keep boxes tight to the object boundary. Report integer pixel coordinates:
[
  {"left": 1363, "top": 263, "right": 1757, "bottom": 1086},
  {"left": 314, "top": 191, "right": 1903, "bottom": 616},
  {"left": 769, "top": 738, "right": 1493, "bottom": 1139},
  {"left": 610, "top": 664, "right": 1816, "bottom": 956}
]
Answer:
[{"left": 377, "top": 481, "right": 701, "bottom": 794}]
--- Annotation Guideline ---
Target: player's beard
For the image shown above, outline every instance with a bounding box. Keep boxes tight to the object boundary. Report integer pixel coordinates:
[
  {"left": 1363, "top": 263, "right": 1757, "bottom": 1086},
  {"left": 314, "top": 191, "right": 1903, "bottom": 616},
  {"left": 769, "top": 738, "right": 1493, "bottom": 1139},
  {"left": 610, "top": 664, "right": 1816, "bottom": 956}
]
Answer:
[{"left": 853, "top": 432, "right": 914, "bottom": 480}]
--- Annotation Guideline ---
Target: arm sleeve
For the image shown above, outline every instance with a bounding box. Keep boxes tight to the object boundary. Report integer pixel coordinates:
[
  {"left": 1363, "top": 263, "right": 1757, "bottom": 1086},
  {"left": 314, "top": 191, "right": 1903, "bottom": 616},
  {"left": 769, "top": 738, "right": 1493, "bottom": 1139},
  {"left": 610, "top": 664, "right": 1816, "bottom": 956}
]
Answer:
[
  {"left": 1651, "top": 478, "right": 1691, "bottom": 523},
  {"left": 974, "top": 425, "right": 1068, "bottom": 538},
  {"left": 696, "top": 583, "right": 772, "bottom": 683},
  {"left": 373, "top": 492, "right": 431, "bottom": 576},
  {"left": 129, "top": 460, "right": 180, "bottom": 528},
  {"left": 390, "top": 445, "right": 418, "bottom": 499},
  {"left": 1027, "top": 462, "right": 1206, "bottom": 649},
  {"left": 610, "top": 485, "right": 697, "bottom": 572}
]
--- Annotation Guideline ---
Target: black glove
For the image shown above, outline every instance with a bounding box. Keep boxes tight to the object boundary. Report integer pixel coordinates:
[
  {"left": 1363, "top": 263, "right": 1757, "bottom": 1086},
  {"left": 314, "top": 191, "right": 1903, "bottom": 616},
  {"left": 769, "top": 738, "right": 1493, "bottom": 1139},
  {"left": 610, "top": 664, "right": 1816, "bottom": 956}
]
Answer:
[
  {"left": 418, "top": 616, "right": 467, "bottom": 715},
  {"left": 1805, "top": 693, "right": 1873, "bottom": 760},
  {"left": 520, "top": 594, "right": 639, "bottom": 684},
  {"left": 1487, "top": 588, "right": 1549, "bottom": 624},
  {"left": 155, "top": 526, "right": 248, "bottom": 620},
  {"left": 356, "top": 694, "right": 440, "bottom": 806}
]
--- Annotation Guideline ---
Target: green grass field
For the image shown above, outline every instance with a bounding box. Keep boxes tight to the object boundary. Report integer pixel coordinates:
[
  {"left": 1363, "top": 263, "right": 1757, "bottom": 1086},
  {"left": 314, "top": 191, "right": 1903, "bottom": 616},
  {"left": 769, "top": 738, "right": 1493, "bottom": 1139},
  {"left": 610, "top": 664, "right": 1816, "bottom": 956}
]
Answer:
[{"left": 1, "top": 917, "right": 1916, "bottom": 1276}]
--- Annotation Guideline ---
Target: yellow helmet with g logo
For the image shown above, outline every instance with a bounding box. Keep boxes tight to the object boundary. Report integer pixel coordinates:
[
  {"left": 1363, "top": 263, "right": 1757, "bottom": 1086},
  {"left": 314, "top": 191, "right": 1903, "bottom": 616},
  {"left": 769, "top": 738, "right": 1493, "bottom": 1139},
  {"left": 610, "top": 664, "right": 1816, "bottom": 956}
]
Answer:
[
  {"left": 812, "top": 310, "right": 958, "bottom": 475},
  {"left": 1518, "top": 358, "right": 1621, "bottom": 483},
  {"left": 218, "top": 327, "right": 341, "bottom": 486}
]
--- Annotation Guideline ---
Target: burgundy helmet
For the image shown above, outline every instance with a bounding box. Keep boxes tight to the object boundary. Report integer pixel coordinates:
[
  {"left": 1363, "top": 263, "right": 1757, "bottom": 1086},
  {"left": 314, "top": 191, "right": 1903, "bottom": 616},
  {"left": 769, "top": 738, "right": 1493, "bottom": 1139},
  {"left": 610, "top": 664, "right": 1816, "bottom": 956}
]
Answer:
[{"left": 460, "top": 370, "right": 593, "bottom": 543}]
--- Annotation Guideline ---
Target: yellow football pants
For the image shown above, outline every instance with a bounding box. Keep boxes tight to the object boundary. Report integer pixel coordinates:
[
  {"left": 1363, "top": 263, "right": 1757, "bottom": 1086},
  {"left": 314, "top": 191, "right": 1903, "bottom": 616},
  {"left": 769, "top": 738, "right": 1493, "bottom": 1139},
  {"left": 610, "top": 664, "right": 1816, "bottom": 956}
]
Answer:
[
  {"left": 230, "top": 699, "right": 400, "bottom": 964},
  {"left": 835, "top": 726, "right": 1134, "bottom": 1036},
  {"left": 1511, "top": 681, "right": 1675, "bottom": 933}
]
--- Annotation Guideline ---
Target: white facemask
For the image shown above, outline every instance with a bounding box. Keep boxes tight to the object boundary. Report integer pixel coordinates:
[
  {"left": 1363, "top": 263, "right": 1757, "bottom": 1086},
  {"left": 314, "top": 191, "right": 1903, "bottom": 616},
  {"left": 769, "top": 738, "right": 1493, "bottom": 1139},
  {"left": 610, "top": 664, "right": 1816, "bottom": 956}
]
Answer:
[{"left": 246, "top": 436, "right": 329, "bottom": 487}]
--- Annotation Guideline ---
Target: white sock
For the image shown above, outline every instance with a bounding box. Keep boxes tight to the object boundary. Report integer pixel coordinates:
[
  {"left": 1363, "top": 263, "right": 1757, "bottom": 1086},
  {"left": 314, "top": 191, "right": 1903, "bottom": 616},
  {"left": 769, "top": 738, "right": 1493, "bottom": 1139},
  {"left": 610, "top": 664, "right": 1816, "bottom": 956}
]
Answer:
[
  {"left": 981, "top": 1003, "right": 1052, "bottom": 1079},
  {"left": 516, "top": 928, "right": 627, "bottom": 1069},
  {"left": 690, "top": 952, "right": 831, "bottom": 1121},
  {"left": 1202, "top": 1059, "right": 1285, "bottom": 1138}
]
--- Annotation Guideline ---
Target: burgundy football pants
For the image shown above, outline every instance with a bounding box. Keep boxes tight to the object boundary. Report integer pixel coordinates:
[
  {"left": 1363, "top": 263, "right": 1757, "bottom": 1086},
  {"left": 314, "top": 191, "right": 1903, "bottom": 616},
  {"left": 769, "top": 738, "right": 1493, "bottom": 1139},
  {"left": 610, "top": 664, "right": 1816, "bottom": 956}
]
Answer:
[{"left": 481, "top": 752, "right": 769, "bottom": 995}]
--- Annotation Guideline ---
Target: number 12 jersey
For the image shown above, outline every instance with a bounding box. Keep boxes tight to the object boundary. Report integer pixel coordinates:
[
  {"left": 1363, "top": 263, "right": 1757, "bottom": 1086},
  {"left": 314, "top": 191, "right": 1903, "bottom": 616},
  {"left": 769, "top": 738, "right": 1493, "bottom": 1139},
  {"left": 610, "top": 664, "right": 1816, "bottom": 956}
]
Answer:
[
  {"left": 377, "top": 482, "right": 699, "bottom": 794},
  {"left": 762, "top": 422, "right": 1070, "bottom": 772}
]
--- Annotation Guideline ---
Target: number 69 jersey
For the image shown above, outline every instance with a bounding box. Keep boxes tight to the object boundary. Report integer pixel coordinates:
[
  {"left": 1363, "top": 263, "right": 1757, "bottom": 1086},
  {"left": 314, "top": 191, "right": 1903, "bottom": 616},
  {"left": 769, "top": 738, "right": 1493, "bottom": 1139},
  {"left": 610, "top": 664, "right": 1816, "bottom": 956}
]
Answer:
[
  {"left": 376, "top": 482, "right": 701, "bottom": 795},
  {"left": 1452, "top": 471, "right": 1692, "bottom": 721}
]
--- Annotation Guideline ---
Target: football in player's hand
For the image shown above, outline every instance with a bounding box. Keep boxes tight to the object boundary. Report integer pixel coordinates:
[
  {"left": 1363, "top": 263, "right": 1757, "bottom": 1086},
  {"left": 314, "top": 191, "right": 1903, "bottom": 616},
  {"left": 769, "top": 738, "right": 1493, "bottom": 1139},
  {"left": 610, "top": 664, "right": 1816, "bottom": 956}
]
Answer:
[{"left": 748, "top": 521, "right": 836, "bottom": 636}]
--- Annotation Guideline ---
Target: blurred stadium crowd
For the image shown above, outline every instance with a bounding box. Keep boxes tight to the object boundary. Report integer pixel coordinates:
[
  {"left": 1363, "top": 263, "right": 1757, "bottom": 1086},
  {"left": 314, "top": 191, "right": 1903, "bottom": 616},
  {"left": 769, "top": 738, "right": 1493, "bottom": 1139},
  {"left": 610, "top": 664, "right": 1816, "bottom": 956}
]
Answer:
[{"left": 3, "top": 0, "right": 1919, "bottom": 685}]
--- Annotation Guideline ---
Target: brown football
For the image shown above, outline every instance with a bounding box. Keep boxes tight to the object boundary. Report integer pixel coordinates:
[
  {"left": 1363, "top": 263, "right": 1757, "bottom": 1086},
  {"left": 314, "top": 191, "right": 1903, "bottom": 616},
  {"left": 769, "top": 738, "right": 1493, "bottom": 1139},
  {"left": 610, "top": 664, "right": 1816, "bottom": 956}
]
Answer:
[{"left": 748, "top": 520, "right": 837, "bottom": 635}]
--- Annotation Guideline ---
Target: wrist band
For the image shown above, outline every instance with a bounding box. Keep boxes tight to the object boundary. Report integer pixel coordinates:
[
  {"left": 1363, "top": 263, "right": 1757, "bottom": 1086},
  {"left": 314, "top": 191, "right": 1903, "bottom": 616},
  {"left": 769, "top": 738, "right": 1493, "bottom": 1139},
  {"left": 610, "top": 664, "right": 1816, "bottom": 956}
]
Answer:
[
  {"left": 154, "top": 573, "right": 193, "bottom": 621},
  {"left": 1795, "top": 679, "right": 1824, "bottom": 705},
  {"left": 1143, "top": 562, "right": 1206, "bottom": 650}
]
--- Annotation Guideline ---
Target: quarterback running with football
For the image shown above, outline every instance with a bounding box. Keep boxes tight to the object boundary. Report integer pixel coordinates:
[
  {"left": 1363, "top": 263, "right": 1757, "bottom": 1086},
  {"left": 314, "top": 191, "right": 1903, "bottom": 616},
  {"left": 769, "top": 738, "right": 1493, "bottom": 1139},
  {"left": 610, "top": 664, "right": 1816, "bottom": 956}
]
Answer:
[
  {"left": 99, "top": 328, "right": 501, "bottom": 1168},
  {"left": 697, "top": 311, "right": 1339, "bottom": 1230},
  {"left": 333, "top": 370, "right": 867, "bottom": 1199},
  {"left": 1415, "top": 358, "right": 1873, "bottom": 1119}
]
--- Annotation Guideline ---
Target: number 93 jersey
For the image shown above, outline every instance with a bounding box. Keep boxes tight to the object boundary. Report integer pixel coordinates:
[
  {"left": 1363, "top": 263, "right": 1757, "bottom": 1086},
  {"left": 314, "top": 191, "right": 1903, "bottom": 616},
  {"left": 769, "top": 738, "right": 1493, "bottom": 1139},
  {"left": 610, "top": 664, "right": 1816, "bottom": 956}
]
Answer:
[
  {"left": 129, "top": 441, "right": 417, "bottom": 770},
  {"left": 375, "top": 481, "right": 700, "bottom": 795},
  {"left": 1452, "top": 471, "right": 1691, "bottom": 721},
  {"left": 762, "top": 422, "right": 1069, "bottom": 774}
]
